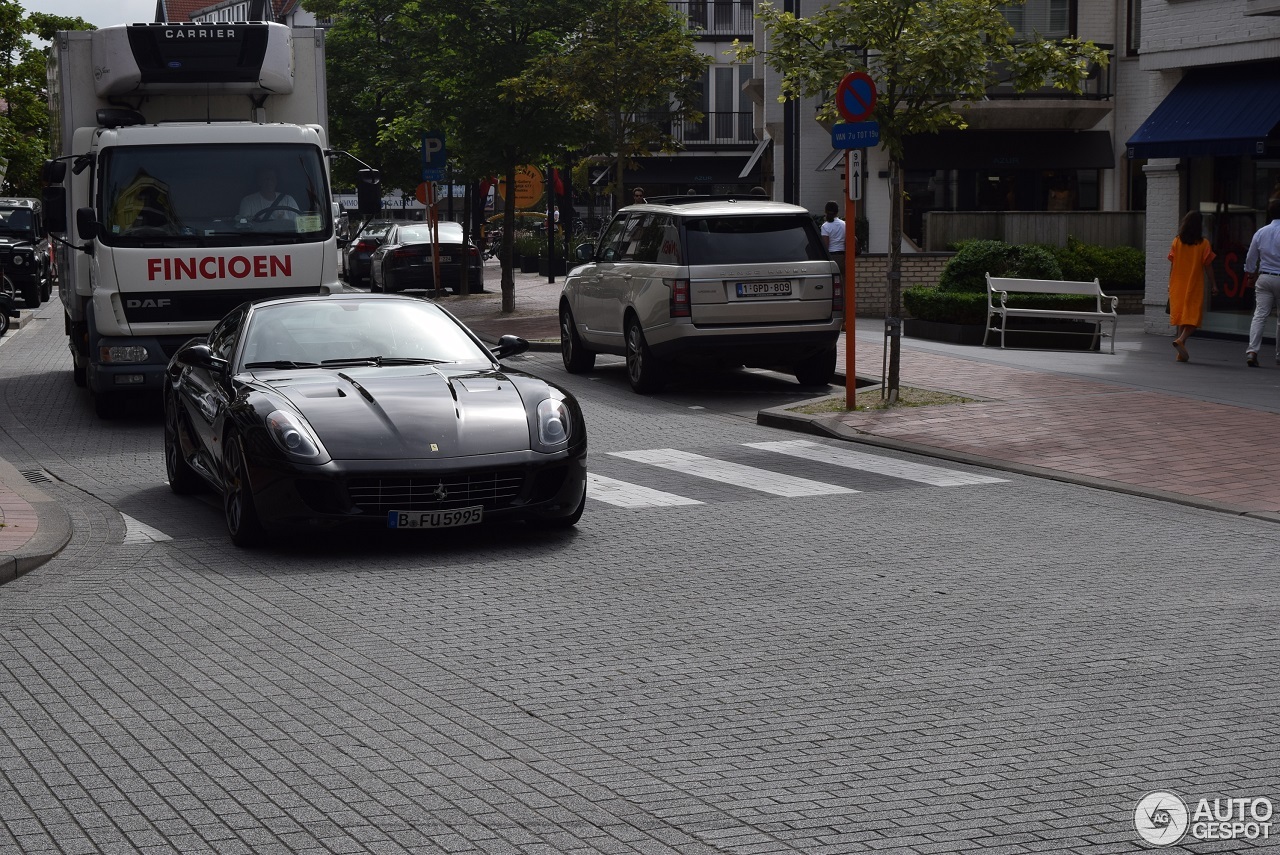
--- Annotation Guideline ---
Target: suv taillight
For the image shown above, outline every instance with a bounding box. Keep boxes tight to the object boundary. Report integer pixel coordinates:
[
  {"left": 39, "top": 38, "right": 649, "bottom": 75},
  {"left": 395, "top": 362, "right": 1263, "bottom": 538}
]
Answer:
[
  {"left": 354, "top": 239, "right": 377, "bottom": 252},
  {"left": 832, "top": 270, "right": 844, "bottom": 312},
  {"left": 667, "top": 278, "right": 690, "bottom": 318}
]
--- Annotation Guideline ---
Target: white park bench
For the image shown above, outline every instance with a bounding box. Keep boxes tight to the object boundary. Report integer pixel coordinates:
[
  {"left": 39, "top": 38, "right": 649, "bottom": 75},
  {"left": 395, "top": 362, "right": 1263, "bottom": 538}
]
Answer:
[{"left": 984, "top": 274, "right": 1118, "bottom": 354}]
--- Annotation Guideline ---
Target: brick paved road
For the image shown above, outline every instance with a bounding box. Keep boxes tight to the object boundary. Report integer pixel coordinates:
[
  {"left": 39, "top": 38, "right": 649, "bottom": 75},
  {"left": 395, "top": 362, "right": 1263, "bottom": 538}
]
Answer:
[{"left": 0, "top": 319, "right": 1274, "bottom": 853}]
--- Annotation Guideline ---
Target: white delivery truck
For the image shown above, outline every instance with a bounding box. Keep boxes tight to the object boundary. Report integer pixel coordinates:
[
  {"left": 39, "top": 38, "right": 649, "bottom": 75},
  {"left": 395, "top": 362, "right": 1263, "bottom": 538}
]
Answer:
[{"left": 42, "top": 21, "right": 379, "bottom": 417}]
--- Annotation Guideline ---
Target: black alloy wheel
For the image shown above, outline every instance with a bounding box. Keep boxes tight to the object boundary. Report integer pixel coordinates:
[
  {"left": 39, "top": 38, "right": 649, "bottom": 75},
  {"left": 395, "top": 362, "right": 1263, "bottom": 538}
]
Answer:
[
  {"left": 222, "top": 433, "right": 266, "bottom": 547},
  {"left": 560, "top": 305, "right": 595, "bottom": 373},
  {"left": 794, "top": 347, "right": 837, "bottom": 387},
  {"left": 624, "top": 316, "right": 664, "bottom": 393},
  {"left": 164, "top": 394, "right": 204, "bottom": 494}
]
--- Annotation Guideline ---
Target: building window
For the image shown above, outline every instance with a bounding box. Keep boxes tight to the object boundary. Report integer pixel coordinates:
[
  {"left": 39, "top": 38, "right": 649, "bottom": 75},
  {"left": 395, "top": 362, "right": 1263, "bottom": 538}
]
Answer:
[
  {"left": 1126, "top": 0, "right": 1141, "bottom": 56},
  {"left": 1003, "top": 0, "right": 1072, "bottom": 40}
]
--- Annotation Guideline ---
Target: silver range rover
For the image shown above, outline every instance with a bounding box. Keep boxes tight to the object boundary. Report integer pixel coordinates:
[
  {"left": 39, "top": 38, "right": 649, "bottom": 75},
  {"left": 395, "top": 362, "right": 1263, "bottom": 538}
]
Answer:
[{"left": 558, "top": 196, "right": 843, "bottom": 393}]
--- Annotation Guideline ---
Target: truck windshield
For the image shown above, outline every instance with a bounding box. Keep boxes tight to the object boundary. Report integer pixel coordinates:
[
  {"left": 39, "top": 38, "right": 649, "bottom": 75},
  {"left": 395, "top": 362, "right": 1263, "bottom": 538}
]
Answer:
[{"left": 99, "top": 143, "right": 331, "bottom": 247}]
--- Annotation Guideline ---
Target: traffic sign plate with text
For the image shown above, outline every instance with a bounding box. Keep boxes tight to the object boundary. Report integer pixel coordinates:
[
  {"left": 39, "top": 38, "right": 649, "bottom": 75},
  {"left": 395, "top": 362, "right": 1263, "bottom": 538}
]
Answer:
[{"left": 832, "top": 121, "right": 880, "bottom": 149}]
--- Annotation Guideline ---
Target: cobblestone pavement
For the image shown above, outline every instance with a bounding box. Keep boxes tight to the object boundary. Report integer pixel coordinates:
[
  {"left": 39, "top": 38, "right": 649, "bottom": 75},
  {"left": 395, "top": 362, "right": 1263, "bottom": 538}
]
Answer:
[{"left": 0, "top": 274, "right": 1276, "bottom": 854}]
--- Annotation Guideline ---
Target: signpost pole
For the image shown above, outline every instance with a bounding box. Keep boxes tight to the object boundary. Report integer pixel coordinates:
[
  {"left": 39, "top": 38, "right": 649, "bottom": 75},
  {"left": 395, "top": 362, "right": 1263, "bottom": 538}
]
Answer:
[
  {"left": 845, "top": 151, "right": 857, "bottom": 411},
  {"left": 428, "top": 182, "right": 443, "bottom": 300}
]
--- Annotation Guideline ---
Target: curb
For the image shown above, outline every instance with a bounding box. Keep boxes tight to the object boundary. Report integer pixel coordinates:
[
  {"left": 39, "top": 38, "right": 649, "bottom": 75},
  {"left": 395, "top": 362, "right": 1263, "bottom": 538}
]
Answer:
[{"left": 0, "top": 459, "right": 73, "bottom": 584}]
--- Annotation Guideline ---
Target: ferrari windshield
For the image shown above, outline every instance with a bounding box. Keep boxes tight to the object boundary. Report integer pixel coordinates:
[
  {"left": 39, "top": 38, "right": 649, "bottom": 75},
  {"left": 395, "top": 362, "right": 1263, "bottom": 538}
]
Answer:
[
  {"left": 240, "top": 298, "right": 492, "bottom": 369},
  {"left": 99, "top": 143, "right": 331, "bottom": 247}
]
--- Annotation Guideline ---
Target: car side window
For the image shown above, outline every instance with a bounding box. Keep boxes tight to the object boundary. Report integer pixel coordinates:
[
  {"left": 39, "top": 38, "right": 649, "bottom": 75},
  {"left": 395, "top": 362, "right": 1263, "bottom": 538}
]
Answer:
[
  {"left": 596, "top": 215, "right": 632, "bottom": 262},
  {"left": 632, "top": 215, "right": 677, "bottom": 264},
  {"left": 209, "top": 308, "right": 246, "bottom": 361},
  {"left": 617, "top": 215, "right": 653, "bottom": 262}
]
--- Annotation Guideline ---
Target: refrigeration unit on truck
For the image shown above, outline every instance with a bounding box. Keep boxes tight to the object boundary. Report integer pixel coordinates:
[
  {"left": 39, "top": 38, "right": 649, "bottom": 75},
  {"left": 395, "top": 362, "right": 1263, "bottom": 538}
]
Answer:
[{"left": 42, "top": 21, "right": 379, "bottom": 417}]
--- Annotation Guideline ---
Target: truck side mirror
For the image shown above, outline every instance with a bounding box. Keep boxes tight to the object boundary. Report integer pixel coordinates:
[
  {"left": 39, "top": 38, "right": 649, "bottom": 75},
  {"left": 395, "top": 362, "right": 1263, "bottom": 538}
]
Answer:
[
  {"left": 42, "top": 187, "right": 68, "bottom": 233},
  {"left": 75, "top": 207, "right": 98, "bottom": 241},
  {"left": 356, "top": 169, "right": 381, "bottom": 219},
  {"left": 42, "top": 160, "right": 67, "bottom": 183}
]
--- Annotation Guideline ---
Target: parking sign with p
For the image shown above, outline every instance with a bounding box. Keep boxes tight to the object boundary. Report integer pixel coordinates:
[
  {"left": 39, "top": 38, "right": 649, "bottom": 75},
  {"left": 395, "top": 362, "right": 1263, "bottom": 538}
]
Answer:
[{"left": 421, "top": 131, "right": 447, "bottom": 182}]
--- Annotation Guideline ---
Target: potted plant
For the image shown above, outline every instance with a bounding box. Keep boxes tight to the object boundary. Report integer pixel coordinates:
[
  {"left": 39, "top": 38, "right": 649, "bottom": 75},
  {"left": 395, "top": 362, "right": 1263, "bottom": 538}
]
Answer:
[{"left": 513, "top": 231, "right": 544, "bottom": 273}]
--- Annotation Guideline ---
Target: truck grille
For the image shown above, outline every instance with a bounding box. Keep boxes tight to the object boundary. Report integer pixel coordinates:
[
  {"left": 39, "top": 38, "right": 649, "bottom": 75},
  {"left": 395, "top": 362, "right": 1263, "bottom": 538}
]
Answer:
[{"left": 347, "top": 470, "right": 525, "bottom": 514}]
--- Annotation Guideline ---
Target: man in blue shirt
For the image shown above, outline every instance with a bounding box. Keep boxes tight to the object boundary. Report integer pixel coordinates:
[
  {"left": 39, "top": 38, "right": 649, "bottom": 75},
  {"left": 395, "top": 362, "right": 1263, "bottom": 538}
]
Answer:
[{"left": 1243, "top": 198, "right": 1280, "bottom": 367}]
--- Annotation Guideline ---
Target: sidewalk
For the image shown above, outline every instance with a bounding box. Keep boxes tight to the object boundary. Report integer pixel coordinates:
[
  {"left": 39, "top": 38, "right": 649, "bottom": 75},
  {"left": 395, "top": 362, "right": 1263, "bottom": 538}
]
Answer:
[{"left": 3, "top": 266, "right": 1278, "bottom": 580}]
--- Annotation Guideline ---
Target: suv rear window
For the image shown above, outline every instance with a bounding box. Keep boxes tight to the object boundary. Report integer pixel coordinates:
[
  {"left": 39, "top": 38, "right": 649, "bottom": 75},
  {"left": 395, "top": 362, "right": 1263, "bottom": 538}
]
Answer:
[{"left": 682, "top": 214, "right": 826, "bottom": 265}]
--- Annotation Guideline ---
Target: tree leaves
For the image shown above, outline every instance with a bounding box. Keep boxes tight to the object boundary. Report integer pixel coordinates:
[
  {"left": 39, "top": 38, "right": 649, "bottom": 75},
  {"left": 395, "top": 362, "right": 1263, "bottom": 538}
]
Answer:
[{"left": 0, "top": 2, "right": 93, "bottom": 196}]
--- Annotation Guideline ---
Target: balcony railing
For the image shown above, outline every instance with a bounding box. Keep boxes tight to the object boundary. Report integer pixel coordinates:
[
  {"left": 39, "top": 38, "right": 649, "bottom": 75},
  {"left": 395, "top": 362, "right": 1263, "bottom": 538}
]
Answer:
[
  {"left": 639, "top": 111, "right": 757, "bottom": 147},
  {"left": 668, "top": 0, "right": 754, "bottom": 38}
]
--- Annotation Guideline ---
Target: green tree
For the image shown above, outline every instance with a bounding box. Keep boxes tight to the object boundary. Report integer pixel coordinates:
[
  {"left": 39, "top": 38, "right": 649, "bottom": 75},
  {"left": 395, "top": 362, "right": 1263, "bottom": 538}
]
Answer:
[
  {"left": 307, "top": 0, "right": 421, "bottom": 197},
  {"left": 735, "top": 0, "right": 1108, "bottom": 399},
  {"left": 0, "top": 4, "right": 94, "bottom": 196},
  {"left": 379, "top": 0, "right": 591, "bottom": 312},
  {"left": 515, "top": 0, "right": 710, "bottom": 197}
]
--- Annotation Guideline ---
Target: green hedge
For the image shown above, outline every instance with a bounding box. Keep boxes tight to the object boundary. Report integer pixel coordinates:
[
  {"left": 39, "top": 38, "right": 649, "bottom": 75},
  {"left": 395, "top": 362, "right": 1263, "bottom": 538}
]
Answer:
[
  {"left": 903, "top": 287, "right": 1098, "bottom": 325},
  {"left": 905, "top": 237, "right": 1141, "bottom": 325}
]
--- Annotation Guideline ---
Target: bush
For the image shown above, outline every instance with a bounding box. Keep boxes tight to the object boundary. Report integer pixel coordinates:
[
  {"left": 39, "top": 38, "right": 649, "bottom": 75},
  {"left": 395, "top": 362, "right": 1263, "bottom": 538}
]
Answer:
[
  {"left": 937, "top": 240, "right": 1011, "bottom": 292},
  {"left": 1064, "top": 236, "right": 1145, "bottom": 290},
  {"left": 937, "top": 240, "right": 1063, "bottom": 293}
]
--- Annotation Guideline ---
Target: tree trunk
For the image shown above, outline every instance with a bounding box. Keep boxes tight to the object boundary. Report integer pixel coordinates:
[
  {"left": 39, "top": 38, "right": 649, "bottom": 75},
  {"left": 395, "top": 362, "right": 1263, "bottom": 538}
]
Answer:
[
  {"left": 501, "top": 161, "right": 516, "bottom": 314},
  {"left": 885, "top": 156, "right": 904, "bottom": 402}
]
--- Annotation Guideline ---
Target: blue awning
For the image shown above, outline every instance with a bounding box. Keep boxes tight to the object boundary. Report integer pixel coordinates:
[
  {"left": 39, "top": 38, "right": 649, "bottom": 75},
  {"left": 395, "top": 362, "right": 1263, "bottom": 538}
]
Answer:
[{"left": 1126, "top": 64, "right": 1280, "bottom": 159}]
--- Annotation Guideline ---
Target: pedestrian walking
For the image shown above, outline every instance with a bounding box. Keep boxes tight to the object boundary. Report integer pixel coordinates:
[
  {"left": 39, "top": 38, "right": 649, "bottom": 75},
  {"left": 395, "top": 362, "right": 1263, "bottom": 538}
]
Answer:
[
  {"left": 820, "top": 201, "right": 846, "bottom": 276},
  {"left": 1244, "top": 198, "right": 1280, "bottom": 367},
  {"left": 1166, "top": 209, "right": 1217, "bottom": 362}
]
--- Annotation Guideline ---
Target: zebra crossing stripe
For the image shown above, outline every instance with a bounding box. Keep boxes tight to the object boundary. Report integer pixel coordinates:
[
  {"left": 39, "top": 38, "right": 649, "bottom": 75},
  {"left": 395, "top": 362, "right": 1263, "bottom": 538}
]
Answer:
[
  {"left": 588, "top": 473, "right": 704, "bottom": 508},
  {"left": 608, "top": 448, "right": 857, "bottom": 497},
  {"left": 121, "top": 513, "right": 173, "bottom": 544},
  {"left": 744, "top": 439, "right": 1007, "bottom": 486}
]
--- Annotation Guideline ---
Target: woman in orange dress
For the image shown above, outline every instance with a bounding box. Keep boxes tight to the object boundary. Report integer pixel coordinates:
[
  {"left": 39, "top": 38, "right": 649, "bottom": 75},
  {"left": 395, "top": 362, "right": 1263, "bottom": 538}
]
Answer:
[{"left": 1167, "top": 210, "right": 1218, "bottom": 362}]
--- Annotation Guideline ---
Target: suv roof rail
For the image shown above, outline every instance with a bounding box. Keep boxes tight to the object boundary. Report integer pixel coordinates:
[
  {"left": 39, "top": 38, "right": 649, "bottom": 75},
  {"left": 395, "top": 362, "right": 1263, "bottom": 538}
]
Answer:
[{"left": 643, "top": 194, "right": 776, "bottom": 205}]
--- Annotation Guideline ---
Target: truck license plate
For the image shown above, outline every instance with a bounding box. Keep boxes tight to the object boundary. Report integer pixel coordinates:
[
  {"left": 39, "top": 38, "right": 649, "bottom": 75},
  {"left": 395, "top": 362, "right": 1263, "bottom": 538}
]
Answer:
[
  {"left": 388, "top": 506, "right": 483, "bottom": 529},
  {"left": 736, "top": 281, "right": 792, "bottom": 298}
]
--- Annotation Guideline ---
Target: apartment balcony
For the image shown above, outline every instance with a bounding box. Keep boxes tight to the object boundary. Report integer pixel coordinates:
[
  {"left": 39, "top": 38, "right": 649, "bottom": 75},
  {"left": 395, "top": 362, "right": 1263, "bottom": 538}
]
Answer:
[
  {"left": 668, "top": 0, "right": 753, "bottom": 39},
  {"left": 640, "top": 111, "right": 757, "bottom": 148},
  {"left": 951, "top": 49, "right": 1115, "bottom": 131}
]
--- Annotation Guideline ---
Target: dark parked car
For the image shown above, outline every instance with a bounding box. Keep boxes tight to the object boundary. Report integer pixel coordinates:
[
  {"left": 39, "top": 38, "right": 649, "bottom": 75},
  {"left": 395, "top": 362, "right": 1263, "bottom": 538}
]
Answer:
[
  {"left": 164, "top": 293, "right": 587, "bottom": 545},
  {"left": 369, "top": 221, "right": 484, "bottom": 295},
  {"left": 0, "top": 198, "right": 53, "bottom": 308},
  {"left": 340, "top": 218, "right": 396, "bottom": 287}
]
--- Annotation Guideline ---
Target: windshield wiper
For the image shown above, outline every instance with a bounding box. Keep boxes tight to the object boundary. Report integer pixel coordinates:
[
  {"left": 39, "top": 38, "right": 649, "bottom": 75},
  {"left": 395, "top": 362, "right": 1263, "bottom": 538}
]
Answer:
[
  {"left": 320, "top": 356, "right": 448, "bottom": 367},
  {"left": 244, "top": 360, "right": 321, "bottom": 369}
]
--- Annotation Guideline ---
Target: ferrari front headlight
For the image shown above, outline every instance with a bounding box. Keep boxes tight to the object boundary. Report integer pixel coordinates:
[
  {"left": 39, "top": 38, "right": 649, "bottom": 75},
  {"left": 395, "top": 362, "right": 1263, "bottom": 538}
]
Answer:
[
  {"left": 535, "top": 397, "right": 572, "bottom": 449},
  {"left": 266, "top": 409, "right": 327, "bottom": 461}
]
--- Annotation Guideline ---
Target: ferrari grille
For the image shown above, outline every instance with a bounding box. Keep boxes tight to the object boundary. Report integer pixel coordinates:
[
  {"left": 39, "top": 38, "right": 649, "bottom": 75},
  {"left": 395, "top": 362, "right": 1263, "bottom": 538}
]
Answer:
[{"left": 347, "top": 470, "right": 525, "bottom": 514}]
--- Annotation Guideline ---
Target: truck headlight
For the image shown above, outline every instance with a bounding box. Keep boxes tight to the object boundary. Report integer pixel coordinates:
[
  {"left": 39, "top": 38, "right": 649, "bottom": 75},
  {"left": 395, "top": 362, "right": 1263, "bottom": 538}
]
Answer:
[
  {"left": 100, "top": 345, "right": 149, "bottom": 363},
  {"left": 10, "top": 254, "right": 24, "bottom": 267}
]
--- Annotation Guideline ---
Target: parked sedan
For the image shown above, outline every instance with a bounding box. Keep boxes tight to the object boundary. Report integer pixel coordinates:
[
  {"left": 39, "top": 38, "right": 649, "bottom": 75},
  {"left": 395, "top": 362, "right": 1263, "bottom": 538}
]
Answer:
[
  {"left": 163, "top": 294, "right": 587, "bottom": 545},
  {"left": 369, "top": 221, "right": 484, "bottom": 295},
  {"left": 341, "top": 218, "right": 396, "bottom": 287}
]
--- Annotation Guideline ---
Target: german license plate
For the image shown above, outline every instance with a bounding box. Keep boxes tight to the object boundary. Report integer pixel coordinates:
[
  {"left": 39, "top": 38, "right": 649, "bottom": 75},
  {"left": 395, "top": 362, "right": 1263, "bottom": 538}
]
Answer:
[
  {"left": 439, "top": 255, "right": 453, "bottom": 263},
  {"left": 736, "top": 280, "right": 792, "bottom": 298},
  {"left": 388, "top": 506, "right": 483, "bottom": 529}
]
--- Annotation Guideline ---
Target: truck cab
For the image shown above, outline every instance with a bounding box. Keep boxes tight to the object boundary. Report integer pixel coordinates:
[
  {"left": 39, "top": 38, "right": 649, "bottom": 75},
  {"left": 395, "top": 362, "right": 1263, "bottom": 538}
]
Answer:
[{"left": 43, "top": 21, "right": 377, "bottom": 418}]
